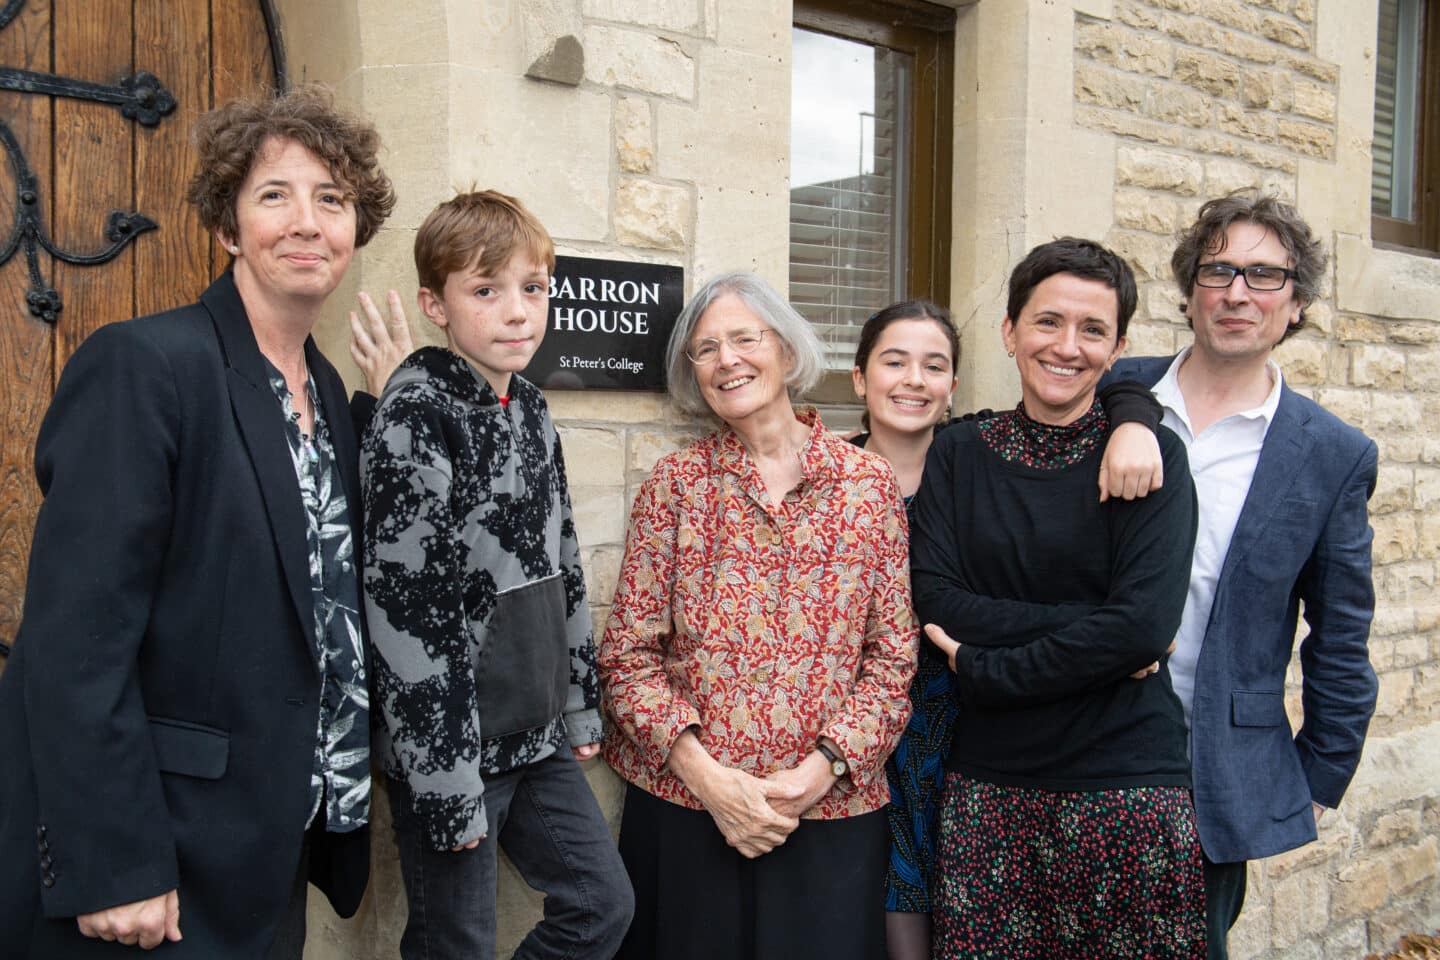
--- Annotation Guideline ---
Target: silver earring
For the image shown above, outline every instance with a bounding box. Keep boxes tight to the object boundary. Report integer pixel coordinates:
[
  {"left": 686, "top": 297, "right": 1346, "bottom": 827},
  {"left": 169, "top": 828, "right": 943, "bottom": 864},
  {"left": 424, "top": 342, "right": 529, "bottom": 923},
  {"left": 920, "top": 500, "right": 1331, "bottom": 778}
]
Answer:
[{"left": 1007, "top": 350, "right": 1015, "bottom": 358}]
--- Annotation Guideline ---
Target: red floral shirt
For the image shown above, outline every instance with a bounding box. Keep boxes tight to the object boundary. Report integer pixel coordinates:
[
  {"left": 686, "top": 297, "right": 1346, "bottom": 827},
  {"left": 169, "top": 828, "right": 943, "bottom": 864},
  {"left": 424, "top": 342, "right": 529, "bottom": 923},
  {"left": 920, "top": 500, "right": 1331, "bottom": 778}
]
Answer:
[{"left": 600, "top": 409, "right": 918, "bottom": 819}]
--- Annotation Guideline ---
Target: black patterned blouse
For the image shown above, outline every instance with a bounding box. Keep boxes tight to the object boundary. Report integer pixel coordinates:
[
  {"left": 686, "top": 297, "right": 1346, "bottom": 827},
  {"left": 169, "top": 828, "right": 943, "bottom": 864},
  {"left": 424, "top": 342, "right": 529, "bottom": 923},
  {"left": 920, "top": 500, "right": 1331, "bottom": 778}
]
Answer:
[{"left": 263, "top": 358, "right": 369, "bottom": 833}]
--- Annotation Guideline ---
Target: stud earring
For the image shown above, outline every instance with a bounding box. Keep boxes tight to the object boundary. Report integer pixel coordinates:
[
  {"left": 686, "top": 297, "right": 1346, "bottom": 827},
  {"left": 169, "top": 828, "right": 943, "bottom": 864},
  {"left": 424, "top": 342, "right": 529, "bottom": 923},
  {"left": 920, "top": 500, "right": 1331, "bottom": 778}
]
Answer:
[{"left": 1007, "top": 350, "right": 1015, "bottom": 358}]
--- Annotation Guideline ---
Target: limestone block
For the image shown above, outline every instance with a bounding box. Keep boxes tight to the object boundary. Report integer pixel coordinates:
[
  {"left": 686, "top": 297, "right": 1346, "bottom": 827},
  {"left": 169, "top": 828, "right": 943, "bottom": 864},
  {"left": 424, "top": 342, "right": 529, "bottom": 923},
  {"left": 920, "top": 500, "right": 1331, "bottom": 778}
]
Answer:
[
  {"left": 1335, "top": 314, "right": 1388, "bottom": 343},
  {"left": 1371, "top": 465, "right": 1415, "bottom": 514},
  {"left": 1242, "top": 67, "right": 1295, "bottom": 110},
  {"left": 1292, "top": 78, "right": 1337, "bottom": 123},
  {"left": 1371, "top": 392, "right": 1423, "bottom": 433},
  {"left": 657, "top": 46, "right": 786, "bottom": 194},
  {"left": 1292, "top": 0, "right": 1314, "bottom": 23},
  {"left": 1223, "top": 28, "right": 1286, "bottom": 64},
  {"left": 1270, "top": 867, "right": 1330, "bottom": 949},
  {"left": 1074, "top": 105, "right": 1185, "bottom": 147},
  {"left": 1113, "top": 188, "right": 1178, "bottom": 234},
  {"left": 1174, "top": 48, "right": 1240, "bottom": 98},
  {"left": 570, "top": 484, "right": 631, "bottom": 547},
  {"left": 1275, "top": 337, "right": 1328, "bottom": 386},
  {"left": 1371, "top": 602, "right": 1416, "bottom": 639},
  {"left": 584, "top": 24, "right": 695, "bottom": 99},
  {"left": 558, "top": 426, "right": 626, "bottom": 477},
  {"left": 706, "top": 0, "right": 790, "bottom": 56},
  {"left": 1333, "top": 852, "right": 1394, "bottom": 921},
  {"left": 1262, "top": 15, "right": 1311, "bottom": 50},
  {"left": 1388, "top": 320, "right": 1440, "bottom": 345},
  {"left": 1297, "top": 298, "right": 1329, "bottom": 335},
  {"left": 1415, "top": 468, "right": 1440, "bottom": 510},
  {"left": 1075, "top": 62, "right": 1147, "bottom": 111},
  {"left": 1389, "top": 836, "right": 1440, "bottom": 894},
  {"left": 1218, "top": 103, "right": 1279, "bottom": 144},
  {"left": 1123, "top": 322, "right": 1177, "bottom": 358},
  {"left": 1368, "top": 806, "right": 1423, "bottom": 847},
  {"left": 1249, "top": 0, "right": 1291, "bottom": 13},
  {"left": 1228, "top": 901, "right": 1271, "bottom": 960},
  {"left": 629, "top": 429, "right": 696, "bottom": 472},
  {"left": 1374, "top": 667, "right": 1416, "bottom": 721},
  {"left": 1321, "top": 920, "right": 1368, "bottom": 960},
  {"left": 1420, "top": 513, "right": 1440, "bottom": 560},
  {"left": 1263, "top": 828, "right": 1349, "bottom": 878},
  {"left": 1351, "top": 345, "right": 1406, "bottom": 390},
  {"left": 1160, "top": 12, "right": 1223, "bottom": 51},
  {"left": 1372, "top": 513, "right": 1419, "bottom": 565},
  {"left": 1275, "top": 117, "right": 1334, "bottom": 157},
  {"left": 1115, "top": 0, "right": 1161, "bottom": 30},
  {"left": 1408, "top": 345, "right": 1440, "bottom": 392},
  {"left": 1106, "top": 229, "right": 1176, "bottom": 282},
  {"left": 1204, "top": 157, "right": 1260, "bottom": 196},
  {"left": 1206, "top": 0, "right": 1262, "bottom": 31},
  {"left": 1116, "top": 145, "right": 1204, "bottom": 195},
  {"left": 691, "top": 183, "right": 787, "bottom": 287},
  {"left": 547, "top": 389, "right": 670, "bottom": 424},
  {"left": 614, "top": 178, "right": 690, "bottom": 251},
  {"left": 1238, "top": 140, "right": 1296, "bottom": 171},
  {"left": 1076, "top": 20, "right": 1174, "bottom": 77},
  {"left": 582, "top": 0, "right": 702, "bottom": 35},
  {"left": 1285, "top": 53, "right": 1339, "bottom": 83},
  {"left": 1148, "top": 85, "right": 1211, "bottom": 127},
  {"left": 582, "top": 544, "right": 624, "bottom": 610},
  {"left": 447, "top": 70, "right": 611, "bottom": 242},
  {"left": 523, "top": 0, "right": 585, "bottom": 86},
  {"left": 615, "top": 96, "right": 654, "bottom": 173},
  {"left": 1424, "top": 438, "right": 1440, "bottom": 463},
  {"left": 1144, "top": 284, "right": 1185, "bottom": 323}
]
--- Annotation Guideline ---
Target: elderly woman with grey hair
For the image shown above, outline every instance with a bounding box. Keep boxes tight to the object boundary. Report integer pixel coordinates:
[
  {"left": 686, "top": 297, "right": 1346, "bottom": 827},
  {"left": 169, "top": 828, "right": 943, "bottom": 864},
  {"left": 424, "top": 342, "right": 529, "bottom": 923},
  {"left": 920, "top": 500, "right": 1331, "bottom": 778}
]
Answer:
[{"left": 599, "top": 271, "right": 918, "bottom": 959}]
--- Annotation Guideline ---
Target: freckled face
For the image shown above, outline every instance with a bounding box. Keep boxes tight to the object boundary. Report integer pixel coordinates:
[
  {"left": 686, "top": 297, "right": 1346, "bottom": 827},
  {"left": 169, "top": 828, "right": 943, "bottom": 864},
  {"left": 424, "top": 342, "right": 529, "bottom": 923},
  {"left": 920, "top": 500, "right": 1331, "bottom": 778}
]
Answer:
[
  {"left": 1003, "top": 273, "right": 1126, "bottom": 426},
  {"left": 419, "top": 254, "right": 549, "bottom": 397}
]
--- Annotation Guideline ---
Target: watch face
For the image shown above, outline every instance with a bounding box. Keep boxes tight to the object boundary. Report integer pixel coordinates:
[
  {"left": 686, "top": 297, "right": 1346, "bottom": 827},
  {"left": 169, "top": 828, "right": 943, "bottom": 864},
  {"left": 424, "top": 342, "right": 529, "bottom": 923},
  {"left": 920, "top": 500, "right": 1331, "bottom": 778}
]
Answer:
[{"left": 831, "top": 760, "right": 847, "bottom": 778}]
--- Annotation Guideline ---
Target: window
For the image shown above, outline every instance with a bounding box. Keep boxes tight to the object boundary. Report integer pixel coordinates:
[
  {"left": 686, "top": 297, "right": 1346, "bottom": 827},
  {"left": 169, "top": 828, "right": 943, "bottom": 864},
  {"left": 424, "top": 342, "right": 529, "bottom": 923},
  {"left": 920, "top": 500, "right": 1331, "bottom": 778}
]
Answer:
[
  {"left": 1372, "top": 0, "right": 1439, "bottom": 252},
  {"left": 789, "top": 0, "right": 954, "bottom": 385}
]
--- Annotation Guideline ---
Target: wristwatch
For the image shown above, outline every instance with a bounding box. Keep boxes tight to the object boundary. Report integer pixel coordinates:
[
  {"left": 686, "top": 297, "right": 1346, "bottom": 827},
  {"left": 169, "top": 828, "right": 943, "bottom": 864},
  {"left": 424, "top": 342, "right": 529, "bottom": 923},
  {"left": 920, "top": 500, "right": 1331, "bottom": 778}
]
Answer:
[{"left": 815, "top": 740, "right": 848, "bottom": 779}]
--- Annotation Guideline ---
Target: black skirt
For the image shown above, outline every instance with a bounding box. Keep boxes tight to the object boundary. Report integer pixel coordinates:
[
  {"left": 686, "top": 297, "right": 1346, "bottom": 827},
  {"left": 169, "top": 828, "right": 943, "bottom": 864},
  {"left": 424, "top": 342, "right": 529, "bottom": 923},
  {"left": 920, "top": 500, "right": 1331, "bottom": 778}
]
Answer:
[{"left": 616, "top": 783, "right": 887, "bottom": 960}]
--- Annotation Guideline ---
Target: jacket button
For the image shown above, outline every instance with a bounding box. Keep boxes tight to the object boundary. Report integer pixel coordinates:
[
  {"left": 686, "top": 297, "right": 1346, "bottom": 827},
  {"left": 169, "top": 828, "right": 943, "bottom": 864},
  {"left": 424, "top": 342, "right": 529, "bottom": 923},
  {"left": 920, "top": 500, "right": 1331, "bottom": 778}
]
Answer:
[
  {"left": 42, "top": 874, "right": 55, "bottom": 888},
  {"left": 36, "top": 825, "right": 47, "bottom": 839},
  {"left": 39, "top": 855, "right": 52, "bottom": 869}
]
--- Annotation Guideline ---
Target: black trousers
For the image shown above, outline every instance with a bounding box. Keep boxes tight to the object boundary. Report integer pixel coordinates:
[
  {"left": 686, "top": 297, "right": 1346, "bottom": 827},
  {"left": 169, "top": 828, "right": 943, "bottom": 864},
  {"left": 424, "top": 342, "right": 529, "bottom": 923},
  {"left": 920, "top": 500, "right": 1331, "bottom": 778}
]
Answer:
[
  {"left": 1203, "top": 856, "right": 1248, "bottom": 960},
  {"left": 616, "top": 784, "right": 887, "bottom": 960}
]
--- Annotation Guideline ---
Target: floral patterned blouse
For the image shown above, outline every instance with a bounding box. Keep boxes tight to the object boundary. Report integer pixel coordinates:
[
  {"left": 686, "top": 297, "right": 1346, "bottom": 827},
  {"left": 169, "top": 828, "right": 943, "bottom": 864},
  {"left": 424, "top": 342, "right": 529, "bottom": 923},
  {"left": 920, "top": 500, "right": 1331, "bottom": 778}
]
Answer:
[{"left": 599, "top": 408, "right": 918, "bottom": 819}]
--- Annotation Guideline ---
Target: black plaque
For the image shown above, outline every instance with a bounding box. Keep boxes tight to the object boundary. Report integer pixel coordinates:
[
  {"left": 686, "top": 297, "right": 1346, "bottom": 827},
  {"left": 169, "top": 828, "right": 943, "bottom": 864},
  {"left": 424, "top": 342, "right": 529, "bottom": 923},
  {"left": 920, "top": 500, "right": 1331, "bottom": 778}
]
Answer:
[{"left": 526, "top": 255, "right": 684, "bottom": 391}]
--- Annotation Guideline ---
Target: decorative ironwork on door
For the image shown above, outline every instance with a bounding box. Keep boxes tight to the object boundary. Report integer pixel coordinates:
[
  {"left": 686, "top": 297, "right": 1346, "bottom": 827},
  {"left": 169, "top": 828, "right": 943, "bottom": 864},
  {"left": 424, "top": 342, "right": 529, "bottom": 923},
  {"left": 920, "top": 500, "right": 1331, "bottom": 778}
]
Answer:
[{"left": 0, "top": 0, "right": 176, "bottom": 324}]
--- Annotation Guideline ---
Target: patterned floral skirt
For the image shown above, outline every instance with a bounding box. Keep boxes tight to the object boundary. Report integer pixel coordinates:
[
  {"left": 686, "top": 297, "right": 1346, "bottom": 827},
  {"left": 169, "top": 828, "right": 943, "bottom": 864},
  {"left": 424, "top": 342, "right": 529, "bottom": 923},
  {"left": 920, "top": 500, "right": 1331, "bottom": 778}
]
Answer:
[{"left": 933, "top": 773, "right": 1206, "bottom": 959}]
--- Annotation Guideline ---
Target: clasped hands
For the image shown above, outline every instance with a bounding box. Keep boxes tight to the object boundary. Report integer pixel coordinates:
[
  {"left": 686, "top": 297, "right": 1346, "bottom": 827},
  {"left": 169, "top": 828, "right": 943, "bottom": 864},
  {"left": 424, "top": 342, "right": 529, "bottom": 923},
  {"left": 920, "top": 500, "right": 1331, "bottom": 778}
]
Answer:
[{"left": 76, "top": 889, "right": 181, "bottom": 950}]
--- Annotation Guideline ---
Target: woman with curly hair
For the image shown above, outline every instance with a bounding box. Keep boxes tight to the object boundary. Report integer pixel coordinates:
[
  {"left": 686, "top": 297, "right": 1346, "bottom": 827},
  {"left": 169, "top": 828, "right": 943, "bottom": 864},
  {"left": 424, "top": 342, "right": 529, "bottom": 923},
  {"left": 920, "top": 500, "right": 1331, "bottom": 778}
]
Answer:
[{"left": 0, "top": 85, "right": 402, "bottom": 959}]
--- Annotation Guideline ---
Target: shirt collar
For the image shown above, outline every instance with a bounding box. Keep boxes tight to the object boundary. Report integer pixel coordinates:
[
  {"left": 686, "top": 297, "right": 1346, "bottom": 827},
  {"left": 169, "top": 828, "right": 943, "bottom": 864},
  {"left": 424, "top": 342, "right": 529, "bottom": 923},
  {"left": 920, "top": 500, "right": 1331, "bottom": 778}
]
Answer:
[{"left": 1153, "top": 346, "right": 1283, "bottom": 429}]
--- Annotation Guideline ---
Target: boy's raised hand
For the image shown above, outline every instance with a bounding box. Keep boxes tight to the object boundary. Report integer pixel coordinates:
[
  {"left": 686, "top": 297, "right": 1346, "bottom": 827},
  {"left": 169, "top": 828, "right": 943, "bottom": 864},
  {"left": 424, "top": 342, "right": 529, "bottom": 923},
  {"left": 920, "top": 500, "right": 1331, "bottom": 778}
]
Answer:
[{"left": 350, "top": 290, "right": 415, "bottom": 395}]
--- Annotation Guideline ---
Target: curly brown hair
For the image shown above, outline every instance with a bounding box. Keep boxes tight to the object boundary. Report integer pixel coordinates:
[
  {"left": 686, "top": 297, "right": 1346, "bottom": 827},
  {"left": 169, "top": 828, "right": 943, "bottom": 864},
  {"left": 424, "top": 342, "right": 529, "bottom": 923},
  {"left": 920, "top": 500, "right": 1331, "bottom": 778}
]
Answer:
[
  {"left": 1171, "top": 191, "right": 1326, "bottom": 342},
  {"left": 187, "top": 85, "right": 395, "bottom": 249}
]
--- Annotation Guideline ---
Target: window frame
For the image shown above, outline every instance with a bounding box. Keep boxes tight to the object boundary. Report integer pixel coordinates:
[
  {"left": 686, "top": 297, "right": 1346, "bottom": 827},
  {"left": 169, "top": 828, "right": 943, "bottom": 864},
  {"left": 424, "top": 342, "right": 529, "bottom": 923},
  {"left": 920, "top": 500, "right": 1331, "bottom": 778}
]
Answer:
[
  {"left": 1373, "top": 0, "right": 1440, "bottom": 254},
  {"left": 791, "top": 0, "right": 955, "bottom": 402}
]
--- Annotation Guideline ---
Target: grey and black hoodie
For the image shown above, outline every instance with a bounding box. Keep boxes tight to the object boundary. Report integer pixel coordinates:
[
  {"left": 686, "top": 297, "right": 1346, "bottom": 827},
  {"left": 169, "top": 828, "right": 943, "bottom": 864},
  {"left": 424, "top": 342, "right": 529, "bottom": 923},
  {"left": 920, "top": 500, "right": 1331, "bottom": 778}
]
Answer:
[{"left": 361, "top": 346, "right": 601, "bottom": 850}]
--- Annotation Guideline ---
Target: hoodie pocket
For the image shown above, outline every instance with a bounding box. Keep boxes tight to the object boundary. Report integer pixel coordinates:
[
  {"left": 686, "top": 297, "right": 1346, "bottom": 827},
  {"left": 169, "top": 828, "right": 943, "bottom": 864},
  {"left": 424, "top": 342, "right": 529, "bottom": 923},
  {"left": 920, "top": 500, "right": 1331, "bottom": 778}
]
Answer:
[{"left": 476, "top": 573, "right": 571, "bottom": 737}]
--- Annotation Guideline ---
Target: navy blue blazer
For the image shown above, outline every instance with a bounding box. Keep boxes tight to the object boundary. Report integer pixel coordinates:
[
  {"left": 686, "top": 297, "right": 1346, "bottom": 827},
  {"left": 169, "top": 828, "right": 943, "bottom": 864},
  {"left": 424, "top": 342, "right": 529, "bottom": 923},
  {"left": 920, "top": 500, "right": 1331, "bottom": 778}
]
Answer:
[
  {"left": 0, "top": 272, "right": 369, "bottom": 958},
  {"left": 1108, "top": 355, "right": 1378, "bottom": 863}
]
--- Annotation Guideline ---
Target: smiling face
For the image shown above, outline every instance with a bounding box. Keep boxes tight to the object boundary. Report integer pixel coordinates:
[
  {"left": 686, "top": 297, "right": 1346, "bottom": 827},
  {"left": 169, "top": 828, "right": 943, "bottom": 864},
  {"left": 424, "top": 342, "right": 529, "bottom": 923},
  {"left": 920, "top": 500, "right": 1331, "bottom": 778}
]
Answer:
[
  {"left": 224, "top": 137, "right": 356, "bottom": 310},
  {"left": 1187, "top": 220, "right": 1301, "bottom": 365},
  {"left": 1003, "top": 272, "right": 1127, "bottom": 426},
  {"left": 419, "top": 252, "right": 549, "bottom": 397},
  {"left": 690, "top": 293, "right": 793, "bottom": 425},
  {"left": 852, "top": 317, "right": 956, "bottom": 438}
]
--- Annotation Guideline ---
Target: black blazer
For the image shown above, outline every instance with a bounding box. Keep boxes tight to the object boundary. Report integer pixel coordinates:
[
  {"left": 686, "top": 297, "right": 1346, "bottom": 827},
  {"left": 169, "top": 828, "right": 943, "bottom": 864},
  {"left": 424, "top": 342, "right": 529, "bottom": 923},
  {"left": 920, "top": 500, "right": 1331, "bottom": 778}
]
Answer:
[{"left": 0, "top": 272, "right": 369, "bottom": 958}]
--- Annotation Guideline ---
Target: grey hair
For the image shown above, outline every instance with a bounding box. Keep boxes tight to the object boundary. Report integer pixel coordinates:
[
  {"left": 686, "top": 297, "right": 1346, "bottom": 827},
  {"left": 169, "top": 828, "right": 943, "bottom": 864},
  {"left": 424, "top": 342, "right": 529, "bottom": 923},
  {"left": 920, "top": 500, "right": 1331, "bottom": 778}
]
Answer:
[{"left": 664, "top": 271, "right": 825, "bottom": 415}]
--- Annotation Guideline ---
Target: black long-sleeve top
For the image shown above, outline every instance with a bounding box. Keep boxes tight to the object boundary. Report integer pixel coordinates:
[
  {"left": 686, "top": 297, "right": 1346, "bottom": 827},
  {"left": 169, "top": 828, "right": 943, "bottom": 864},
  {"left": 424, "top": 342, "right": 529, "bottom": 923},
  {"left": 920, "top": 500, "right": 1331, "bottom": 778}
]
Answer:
[{"left": 910, "top": 410, "right": 1198, "bottom": 792}]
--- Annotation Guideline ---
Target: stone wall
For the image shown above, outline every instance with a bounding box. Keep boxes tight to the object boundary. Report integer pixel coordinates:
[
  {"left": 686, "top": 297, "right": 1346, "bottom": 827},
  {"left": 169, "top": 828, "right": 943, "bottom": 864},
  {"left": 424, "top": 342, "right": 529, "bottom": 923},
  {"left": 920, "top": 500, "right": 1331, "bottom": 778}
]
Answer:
[{"left": 268, "top": 0, "right": 1439, "bottom": 957}]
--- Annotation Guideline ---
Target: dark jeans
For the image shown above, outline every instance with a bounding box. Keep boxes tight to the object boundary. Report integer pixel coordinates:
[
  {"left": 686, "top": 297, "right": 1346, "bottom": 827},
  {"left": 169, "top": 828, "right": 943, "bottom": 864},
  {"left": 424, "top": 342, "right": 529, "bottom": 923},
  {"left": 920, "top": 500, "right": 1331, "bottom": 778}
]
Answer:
[
  {"left": 389, "top": 745, "right": 634, "bottom": 960},
  {"left": 1203, "top": 856, "right": 1248, "bottom": 960}
]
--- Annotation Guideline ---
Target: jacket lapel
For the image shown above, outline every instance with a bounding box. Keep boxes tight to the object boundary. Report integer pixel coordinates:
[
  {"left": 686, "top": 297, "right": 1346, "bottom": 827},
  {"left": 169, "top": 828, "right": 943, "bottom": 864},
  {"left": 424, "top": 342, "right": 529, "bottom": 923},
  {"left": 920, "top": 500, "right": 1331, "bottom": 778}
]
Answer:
[
  {"left": 202, "top": 272, "right": 316, "bottom": 647},
  {"left": 1212, "top": 384, "right": 1311, "bottom": 589}
]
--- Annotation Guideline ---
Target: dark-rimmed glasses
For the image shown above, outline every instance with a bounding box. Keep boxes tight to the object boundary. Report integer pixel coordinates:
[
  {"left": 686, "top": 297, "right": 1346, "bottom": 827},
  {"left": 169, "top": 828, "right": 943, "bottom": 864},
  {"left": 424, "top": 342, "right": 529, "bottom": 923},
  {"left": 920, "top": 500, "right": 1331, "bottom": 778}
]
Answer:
[
  {"left": 1194, "top": 263, "right": 1296, "bottom": 291},
  {"left": 685, "top": 329, "right": 770, "bottom": 365}
]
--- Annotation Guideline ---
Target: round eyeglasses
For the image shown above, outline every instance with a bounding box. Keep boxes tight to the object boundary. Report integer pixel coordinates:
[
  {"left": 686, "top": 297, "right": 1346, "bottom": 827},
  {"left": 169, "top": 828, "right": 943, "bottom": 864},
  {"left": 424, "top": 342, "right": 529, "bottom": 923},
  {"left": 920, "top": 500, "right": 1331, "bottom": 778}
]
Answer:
[
  {"left": 685, "top": 328, "right": 770, "bottom": 365},
  {"left": 1194, "top": 263, "right": 1296, "bottom": 291}
]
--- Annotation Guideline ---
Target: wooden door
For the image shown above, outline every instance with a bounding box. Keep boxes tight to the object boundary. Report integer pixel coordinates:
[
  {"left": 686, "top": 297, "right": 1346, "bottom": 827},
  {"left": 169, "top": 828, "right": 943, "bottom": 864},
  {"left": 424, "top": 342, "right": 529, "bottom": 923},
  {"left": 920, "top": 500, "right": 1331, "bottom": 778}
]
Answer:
[{"left": 0, "top": 0, "right": 280, "bottom": 667}]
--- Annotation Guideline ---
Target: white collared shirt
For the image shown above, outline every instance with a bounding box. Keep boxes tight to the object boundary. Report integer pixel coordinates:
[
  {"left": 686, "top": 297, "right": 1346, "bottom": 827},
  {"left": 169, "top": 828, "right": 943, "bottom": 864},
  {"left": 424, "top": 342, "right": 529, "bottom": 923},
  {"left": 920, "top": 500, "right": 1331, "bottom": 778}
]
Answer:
[{"left": 1153, "top": 347, "right": 1284, "bottom": 726}]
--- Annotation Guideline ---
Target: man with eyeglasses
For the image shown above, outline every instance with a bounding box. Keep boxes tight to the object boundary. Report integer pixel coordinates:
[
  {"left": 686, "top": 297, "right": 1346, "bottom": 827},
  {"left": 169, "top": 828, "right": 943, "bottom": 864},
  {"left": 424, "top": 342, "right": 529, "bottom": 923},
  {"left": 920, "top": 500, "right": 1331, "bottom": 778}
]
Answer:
[{"left": 1103, "top": 192, "right": 1378, "bottom": 960}]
